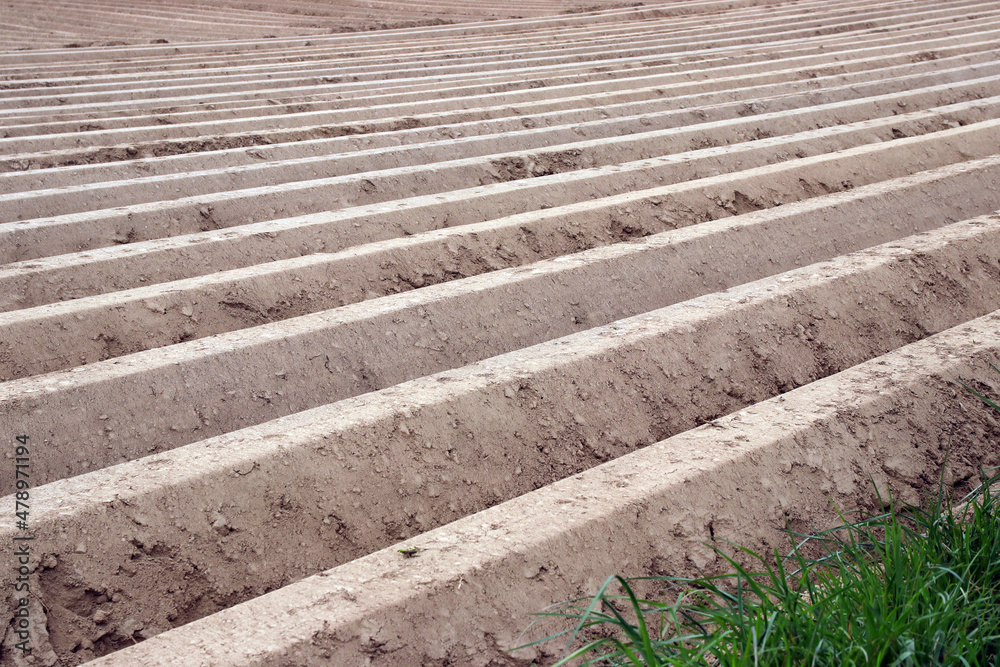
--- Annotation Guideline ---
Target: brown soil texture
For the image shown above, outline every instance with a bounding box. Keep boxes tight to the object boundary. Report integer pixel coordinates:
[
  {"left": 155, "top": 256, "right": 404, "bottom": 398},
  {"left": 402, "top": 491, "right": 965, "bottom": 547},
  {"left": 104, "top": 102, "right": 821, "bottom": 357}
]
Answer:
[{"left": 2, "top": 0, "right": 1000, "bottom": 665}]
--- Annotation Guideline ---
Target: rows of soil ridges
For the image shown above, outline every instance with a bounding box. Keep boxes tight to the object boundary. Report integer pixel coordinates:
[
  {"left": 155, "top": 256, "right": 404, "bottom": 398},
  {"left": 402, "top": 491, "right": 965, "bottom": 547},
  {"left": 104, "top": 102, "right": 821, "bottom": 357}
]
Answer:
[
  {"left": 0, "top": 0, "right": 660, "bottom": 50},
  {"left": 2, "top": 0, "right": 1000, "bottom": 665}
]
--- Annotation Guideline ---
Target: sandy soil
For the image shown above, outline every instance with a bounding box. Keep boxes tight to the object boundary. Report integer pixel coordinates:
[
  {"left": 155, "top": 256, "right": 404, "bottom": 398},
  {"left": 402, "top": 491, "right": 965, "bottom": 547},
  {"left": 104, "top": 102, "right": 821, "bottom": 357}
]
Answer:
[{"left": 2, "top": 0, "right": 1000, "bottom": 665}]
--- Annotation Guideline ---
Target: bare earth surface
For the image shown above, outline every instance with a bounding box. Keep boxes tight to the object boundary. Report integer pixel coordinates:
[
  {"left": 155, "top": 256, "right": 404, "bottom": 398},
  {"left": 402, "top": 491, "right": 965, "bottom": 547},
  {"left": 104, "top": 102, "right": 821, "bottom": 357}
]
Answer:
[{"left": 2, "top": 0, "right": 1000, "bottom": 665}]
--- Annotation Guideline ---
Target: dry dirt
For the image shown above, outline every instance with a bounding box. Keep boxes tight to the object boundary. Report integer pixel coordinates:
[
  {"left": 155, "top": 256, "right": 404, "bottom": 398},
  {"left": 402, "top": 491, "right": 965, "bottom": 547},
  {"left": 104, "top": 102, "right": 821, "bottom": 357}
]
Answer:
[{"left": 2, "top": 0, "right": 1000, "bottom": 665}]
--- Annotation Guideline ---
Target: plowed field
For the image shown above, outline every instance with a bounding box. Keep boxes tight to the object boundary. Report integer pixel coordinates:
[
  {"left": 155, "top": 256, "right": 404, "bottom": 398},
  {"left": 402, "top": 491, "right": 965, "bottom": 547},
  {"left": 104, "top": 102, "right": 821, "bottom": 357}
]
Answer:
[{"left": 2, "top": 1, "right": 1000, "bottom": 665}]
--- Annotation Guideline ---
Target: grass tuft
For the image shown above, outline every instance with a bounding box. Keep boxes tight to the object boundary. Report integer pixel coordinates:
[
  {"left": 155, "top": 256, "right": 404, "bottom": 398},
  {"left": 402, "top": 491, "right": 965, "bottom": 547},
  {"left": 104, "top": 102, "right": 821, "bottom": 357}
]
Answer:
[{"left": 519, "top": 366, "right": 1000, "bottom": 666}]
